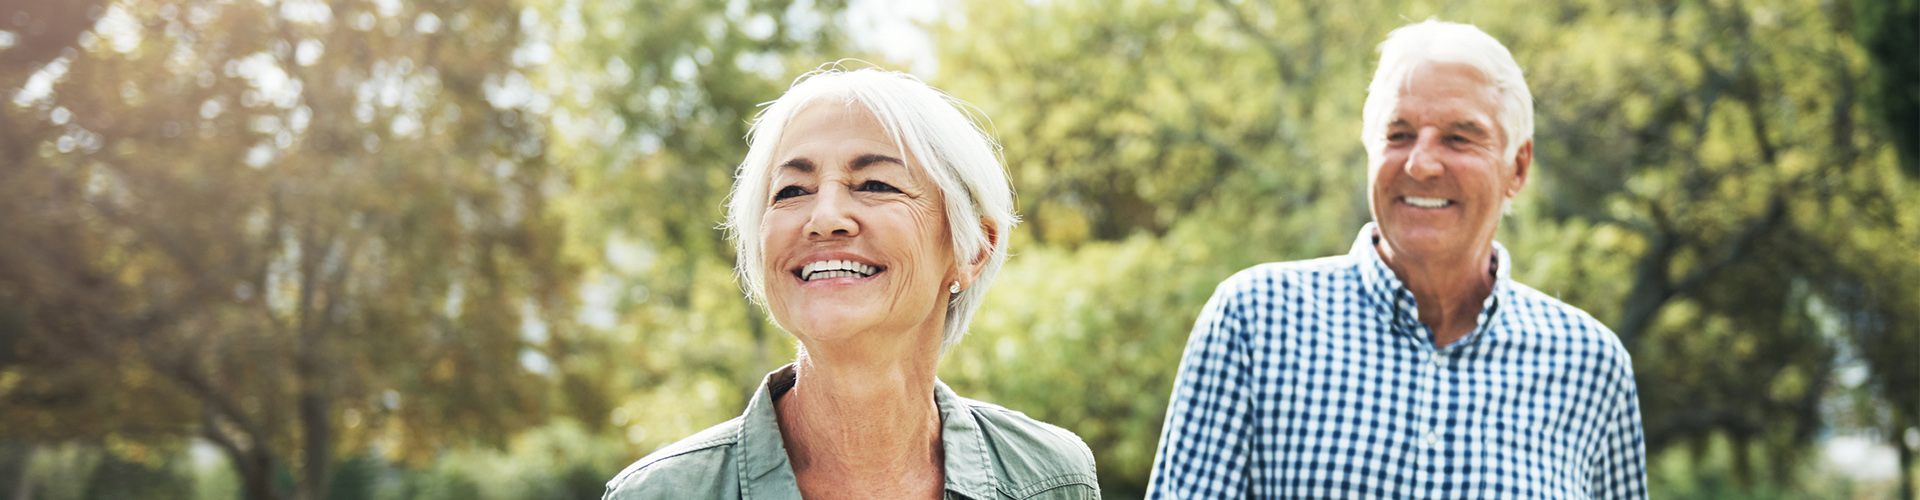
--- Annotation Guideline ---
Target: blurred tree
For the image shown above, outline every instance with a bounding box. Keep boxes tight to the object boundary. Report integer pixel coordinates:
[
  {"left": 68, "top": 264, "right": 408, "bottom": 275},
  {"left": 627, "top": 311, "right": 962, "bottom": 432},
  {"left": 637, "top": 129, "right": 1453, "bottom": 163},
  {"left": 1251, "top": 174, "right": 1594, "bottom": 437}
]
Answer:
[
  {"left": 934, "top": 0, "right": 1916, "bottom": 495},
  {"left": 0, "top": 1, "right": 578, "bottom": 499},
  {"left": 933, "top": 1, "right": 1398, "bottom": 492},
  {"left": 1507, "top": 0, "right": 1917, "bottom": 488},
  {"left": 81, "top": 453, "right": 193, "bottom": 500},
  {"left": 1848, "top": 0, "right": 1918, "bottom": 178},
  {"left": 525, "top": 0, "right": 849, "bottom": 455},
  {"left": 3, "top": 0, "right": 1910, "bottom": 498}
]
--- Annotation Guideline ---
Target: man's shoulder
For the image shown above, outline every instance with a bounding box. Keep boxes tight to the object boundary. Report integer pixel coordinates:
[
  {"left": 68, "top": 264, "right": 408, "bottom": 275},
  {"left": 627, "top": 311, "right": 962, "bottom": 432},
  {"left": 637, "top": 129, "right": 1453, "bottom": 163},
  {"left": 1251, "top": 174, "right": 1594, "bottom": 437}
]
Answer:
[
  {"left": 1215, "top": 254, "right": 1362, "bottom": 297},
  {"left": 603, "top": 417, "right": 743, "bottom": 499},
  {"left": 1502, "top": 281, "right": 1633, "bottom": 363},
  {"left": 950, "top": 396, "right": 1101, "bottom": 497}
]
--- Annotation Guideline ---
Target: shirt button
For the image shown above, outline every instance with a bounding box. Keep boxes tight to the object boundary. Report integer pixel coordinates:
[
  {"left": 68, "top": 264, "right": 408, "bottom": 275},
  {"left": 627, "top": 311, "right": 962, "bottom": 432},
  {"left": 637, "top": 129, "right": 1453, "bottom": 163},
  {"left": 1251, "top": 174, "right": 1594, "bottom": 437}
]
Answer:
[
  {"left": 1422, "top": 431, "right": 1439, "bottom": 447},
  {"left": 1430, "top": 353, "right": 1446, "bottom": 367}
]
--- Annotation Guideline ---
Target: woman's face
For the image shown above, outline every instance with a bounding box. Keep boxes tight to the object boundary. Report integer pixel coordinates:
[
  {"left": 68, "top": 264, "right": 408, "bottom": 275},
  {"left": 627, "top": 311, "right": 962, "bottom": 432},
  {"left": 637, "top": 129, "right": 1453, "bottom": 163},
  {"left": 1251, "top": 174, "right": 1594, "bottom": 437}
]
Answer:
[{"left": 761, "top": 102, "right": 956, "bottom": 349}]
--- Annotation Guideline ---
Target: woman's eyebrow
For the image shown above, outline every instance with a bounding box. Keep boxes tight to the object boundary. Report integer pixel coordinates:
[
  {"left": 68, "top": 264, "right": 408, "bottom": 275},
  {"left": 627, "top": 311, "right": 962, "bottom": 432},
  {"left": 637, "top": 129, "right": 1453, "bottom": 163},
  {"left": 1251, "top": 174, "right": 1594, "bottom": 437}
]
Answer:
[
  {"left": 850, "top": 154, "right": 904, "bottom": 170},
  {"left": 778, "top": 158, "right": 816, "bottom": 173}
]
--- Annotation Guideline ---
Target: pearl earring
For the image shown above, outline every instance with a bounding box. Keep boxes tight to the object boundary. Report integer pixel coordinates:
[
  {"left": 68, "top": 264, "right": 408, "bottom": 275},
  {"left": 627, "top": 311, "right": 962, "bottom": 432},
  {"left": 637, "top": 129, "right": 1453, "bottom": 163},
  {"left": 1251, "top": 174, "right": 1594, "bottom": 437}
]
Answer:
[{"left": 950, "top": 281, "right": 960, "bottom": 294}]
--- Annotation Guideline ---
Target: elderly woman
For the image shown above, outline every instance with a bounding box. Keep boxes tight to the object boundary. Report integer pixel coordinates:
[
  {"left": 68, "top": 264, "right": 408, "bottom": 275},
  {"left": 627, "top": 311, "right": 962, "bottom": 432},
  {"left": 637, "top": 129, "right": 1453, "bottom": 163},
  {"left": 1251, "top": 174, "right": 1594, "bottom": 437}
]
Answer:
[{"left": 603, "top": 68, "right": 1099, "bottom": 499}]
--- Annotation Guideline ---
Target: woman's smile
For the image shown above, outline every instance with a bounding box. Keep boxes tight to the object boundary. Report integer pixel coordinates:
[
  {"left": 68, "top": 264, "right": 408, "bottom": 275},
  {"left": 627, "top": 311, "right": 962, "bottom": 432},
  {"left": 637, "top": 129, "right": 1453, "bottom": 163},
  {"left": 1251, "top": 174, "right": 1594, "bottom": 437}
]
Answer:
[
  {"left": 759, "top": 101, "right": 958, "bottom": 343},
  {"left": 792, "top": 255, "right": 886, "bottom": 284}
]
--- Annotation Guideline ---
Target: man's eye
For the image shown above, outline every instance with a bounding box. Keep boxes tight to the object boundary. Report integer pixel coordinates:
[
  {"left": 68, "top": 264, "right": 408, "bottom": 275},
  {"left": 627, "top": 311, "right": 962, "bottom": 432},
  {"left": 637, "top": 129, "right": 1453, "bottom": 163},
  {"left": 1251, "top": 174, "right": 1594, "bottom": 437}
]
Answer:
[
  {"left": 856, "top": 180, "right": 901, "bottom": 193},
  {"left": 1387, "top": 132, "right": 1414, "bottom": 142},
  {"left": 774, "top": 186, "right": 810, "bottom": 200}
]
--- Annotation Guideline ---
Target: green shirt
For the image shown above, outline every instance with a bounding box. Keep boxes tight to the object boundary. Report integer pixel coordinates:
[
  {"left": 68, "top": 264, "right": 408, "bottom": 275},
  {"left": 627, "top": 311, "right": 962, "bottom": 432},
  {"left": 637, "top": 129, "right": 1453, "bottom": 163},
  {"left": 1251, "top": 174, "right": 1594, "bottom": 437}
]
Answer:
[{"left": 604, "top": 364, "right": 1101, "bottom": 499}]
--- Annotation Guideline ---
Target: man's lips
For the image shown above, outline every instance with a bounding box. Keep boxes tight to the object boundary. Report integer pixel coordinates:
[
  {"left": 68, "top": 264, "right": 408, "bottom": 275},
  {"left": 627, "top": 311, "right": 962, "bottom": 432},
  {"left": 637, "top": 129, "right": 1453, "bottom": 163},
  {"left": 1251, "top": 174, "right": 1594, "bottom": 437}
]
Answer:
[{"left": 1400, "top": 195, "right": 1454, "bottom": 208}]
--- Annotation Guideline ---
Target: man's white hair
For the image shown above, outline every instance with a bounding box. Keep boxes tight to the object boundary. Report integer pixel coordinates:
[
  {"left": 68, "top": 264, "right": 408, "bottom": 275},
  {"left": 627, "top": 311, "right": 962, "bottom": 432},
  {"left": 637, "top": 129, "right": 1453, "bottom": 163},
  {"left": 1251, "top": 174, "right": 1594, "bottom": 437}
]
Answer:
[
  {"left": 1362, "top": 19, "right": 1534, "bottom": 167},
  {"left": 724, "top": 65, "right": 1017, "bottom": 354}
]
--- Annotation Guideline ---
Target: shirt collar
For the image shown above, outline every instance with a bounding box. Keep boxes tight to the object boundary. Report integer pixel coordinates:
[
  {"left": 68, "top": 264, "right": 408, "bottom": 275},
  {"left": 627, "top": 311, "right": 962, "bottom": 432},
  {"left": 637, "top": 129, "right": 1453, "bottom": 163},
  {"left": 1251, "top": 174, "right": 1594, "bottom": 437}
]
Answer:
[
  {"left": 935, "top": 379, "right": 999, "bottom": 499},
  {"left": 736, "top": 365, "right": 802, "bottom": 499},
  {"left": 1349, "top": 222, "right": 1512, "bottom": 347},
  {"left": 733, "top": 364, "right": 1001, "bottom": 500}
]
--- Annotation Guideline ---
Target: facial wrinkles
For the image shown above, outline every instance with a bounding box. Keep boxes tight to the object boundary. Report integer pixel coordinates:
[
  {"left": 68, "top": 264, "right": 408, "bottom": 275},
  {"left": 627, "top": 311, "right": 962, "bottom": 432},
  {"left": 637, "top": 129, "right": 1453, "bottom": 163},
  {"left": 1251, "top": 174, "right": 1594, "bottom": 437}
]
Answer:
[
  {"left": 883, "top": 167, "right": 952, "bottom": 335},
  {"left": 762, "top": 160, "right": 954, "bottom": 340},
  {"left": 1392, "top": 84, "right": 1503, "bottom": 183}
]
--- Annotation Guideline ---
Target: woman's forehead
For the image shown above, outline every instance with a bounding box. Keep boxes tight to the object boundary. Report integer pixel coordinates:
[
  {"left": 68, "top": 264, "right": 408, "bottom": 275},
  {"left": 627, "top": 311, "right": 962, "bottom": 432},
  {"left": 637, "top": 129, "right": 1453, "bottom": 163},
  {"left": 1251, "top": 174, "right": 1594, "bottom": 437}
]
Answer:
[{"left": 769, "top": 101, "right": 928, "bottom": 178}]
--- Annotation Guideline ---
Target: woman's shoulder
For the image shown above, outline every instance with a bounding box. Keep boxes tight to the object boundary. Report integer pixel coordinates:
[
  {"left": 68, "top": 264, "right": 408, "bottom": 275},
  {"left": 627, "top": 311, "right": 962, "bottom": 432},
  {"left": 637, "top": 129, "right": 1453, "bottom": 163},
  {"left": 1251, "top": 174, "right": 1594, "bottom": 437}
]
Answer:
[
  {"left": 947, "top": 396, "right": 1101, "bottom": 498},
  {"left": 603, "top": 417, "right": 745, "bottom": 499}
]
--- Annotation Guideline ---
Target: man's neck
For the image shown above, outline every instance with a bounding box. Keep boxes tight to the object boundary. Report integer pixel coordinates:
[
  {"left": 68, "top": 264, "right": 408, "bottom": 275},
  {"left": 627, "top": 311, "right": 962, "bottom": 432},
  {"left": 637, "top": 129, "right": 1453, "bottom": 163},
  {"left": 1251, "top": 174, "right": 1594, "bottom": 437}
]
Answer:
[
  {"left": 1375, "top": 240, "right": 1496, "bottom": 348},
  {"left": 775, "top": 349, "right": 944, "bottom": 499}
]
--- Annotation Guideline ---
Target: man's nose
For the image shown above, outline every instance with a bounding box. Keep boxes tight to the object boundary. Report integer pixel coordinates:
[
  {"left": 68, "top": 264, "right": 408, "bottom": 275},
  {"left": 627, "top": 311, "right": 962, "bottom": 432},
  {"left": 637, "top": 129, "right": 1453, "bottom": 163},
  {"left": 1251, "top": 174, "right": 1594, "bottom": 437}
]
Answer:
[
  {"left": 802, "top": 186, "right": 859, "bottom": 238},
  {"left": 1404, "top": 129, "right": 1446, "bottom": 181}
]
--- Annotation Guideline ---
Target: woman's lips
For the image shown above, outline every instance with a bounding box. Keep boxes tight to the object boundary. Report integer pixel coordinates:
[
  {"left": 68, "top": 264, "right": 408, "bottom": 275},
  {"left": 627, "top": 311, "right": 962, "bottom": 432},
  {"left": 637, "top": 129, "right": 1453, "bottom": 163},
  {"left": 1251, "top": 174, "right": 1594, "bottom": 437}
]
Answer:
[{"left": 794, "top": 259, "right": 884, "bottom": 282}]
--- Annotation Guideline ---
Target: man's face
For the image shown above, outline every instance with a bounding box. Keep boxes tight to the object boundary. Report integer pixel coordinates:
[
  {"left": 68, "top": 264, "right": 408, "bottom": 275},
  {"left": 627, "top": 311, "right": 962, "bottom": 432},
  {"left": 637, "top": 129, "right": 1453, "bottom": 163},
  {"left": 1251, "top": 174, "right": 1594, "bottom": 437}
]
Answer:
[{"left": 1368, "top": 61, "right": 1530, "bottom": 266}]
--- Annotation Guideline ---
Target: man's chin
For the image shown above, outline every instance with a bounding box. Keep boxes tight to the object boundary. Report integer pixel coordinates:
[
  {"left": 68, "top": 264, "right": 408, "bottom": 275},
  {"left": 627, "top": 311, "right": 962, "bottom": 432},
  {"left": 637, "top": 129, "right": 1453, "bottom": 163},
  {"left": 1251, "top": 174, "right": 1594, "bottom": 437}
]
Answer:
[{"left": 1378, "top": 230, "right": 1471, "bottom": 260}]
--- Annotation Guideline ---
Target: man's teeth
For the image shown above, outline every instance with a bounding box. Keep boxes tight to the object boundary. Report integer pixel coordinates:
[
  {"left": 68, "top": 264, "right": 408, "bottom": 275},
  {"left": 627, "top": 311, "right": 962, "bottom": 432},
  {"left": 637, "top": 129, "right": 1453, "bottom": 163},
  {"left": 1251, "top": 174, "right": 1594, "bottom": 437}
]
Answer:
[
  {"left": 801, "top": 260, "right": 879, "bottom": 281},
  {"left": 1403, "top": 196, "right": 1452, "bottom": 208}
]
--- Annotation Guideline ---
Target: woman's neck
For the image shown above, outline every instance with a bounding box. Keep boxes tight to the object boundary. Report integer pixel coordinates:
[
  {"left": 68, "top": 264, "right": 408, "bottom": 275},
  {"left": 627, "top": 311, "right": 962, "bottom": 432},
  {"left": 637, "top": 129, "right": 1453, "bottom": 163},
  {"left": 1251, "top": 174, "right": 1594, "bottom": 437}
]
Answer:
[{"left": 776, "top": 349, "right": 945, "bottom": 499}]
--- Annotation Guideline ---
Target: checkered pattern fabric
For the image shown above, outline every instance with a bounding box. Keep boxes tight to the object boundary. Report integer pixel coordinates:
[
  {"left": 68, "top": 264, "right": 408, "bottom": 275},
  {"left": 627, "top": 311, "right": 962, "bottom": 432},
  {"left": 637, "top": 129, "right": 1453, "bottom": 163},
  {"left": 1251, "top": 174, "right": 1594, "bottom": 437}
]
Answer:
[{"left": 1146, "top": 224, "right": 1647, "bottom": 499}]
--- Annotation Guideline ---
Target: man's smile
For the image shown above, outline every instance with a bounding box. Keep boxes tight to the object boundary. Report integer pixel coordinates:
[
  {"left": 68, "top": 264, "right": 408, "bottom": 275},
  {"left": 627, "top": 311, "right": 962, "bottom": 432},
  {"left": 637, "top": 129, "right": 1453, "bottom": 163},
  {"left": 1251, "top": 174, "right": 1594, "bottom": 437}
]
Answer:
[{"left": 1400, "top": 196, "right": 1455, "bottom": 208}]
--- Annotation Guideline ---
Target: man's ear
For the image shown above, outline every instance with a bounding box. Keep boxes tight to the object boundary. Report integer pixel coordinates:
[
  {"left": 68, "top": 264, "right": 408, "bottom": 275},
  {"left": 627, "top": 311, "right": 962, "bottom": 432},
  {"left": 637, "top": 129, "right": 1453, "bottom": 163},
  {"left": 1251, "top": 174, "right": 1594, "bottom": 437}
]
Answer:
[
  {"left": 1507, "top": 139, "right": 1533, "bottom": 198},
  {"left": 958, "top": 217, "right": 998, "bottom": 289}
]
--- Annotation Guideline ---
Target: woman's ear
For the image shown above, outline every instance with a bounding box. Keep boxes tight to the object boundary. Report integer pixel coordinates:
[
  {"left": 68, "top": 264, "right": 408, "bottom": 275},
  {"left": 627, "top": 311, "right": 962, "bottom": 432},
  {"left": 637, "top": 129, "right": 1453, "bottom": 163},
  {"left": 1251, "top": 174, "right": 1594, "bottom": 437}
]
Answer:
[{"left": 957, "top": 217, "right": 998, "bottom": 289}]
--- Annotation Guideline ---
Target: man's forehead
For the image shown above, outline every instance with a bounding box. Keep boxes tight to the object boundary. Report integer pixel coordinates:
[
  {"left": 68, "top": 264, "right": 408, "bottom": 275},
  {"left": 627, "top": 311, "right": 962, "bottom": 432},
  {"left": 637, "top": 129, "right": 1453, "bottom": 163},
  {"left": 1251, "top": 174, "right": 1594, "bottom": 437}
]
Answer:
[
  {"left": 1388, "top": 116, "right": 1494, "bottom": 133},
  {"left": 1387, "top": 64, "right": 1503, "bottom": 127}
]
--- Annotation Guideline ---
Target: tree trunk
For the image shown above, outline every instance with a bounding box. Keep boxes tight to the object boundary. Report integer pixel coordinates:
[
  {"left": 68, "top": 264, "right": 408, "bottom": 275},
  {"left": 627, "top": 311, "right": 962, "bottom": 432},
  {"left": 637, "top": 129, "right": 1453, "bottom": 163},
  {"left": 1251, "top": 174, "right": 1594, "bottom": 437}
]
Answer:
[
  {"left": 205, "top": 410, "right": 279, "bottom": 500},
  {"left": 5, "top": 443, "right": 34, "bottom": 500},
  {"left": 1613, "top": 229, "right": 1676, "bottom": 349},
  {"left": 1900, "top": 431, "right": 1914, "bottom": 500},
  {"left": 234, "top": 448, "right": 277, "bottom": 500},
  {"left": 298, "top": 389, "right": 332, "bottom": 500},
  {"left": 292, "top": 214, "right": 335, "bottom": 500}
]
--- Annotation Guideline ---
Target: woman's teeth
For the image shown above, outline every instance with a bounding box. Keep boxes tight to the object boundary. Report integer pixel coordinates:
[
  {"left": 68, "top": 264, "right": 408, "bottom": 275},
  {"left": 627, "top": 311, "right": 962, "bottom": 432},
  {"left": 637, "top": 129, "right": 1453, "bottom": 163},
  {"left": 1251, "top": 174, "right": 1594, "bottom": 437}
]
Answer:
[{"left": 801, "top": 260, "right": 878, "bottom": 281}]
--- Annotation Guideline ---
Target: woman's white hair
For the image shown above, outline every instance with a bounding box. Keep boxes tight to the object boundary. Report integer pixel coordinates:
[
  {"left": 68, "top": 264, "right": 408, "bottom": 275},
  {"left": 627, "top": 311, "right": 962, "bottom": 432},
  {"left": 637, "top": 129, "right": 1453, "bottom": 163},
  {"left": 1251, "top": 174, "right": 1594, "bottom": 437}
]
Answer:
[
  {"left": 724, "top": 65, "right": 1017, "bottom": 354},
  {"left": 1362, "top": 19, "right": 1534, "bottom": 166}
]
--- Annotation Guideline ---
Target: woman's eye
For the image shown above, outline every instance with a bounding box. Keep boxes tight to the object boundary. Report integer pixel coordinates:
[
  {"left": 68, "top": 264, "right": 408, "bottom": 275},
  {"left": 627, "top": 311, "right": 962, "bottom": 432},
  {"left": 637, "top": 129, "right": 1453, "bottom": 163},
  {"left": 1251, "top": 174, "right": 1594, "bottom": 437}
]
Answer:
[
  {"left": 773, "top": 185, "right": 810, "bottom": 201},
  {"left": 857, "top": 180, "right": 901, "bottom": 193}
]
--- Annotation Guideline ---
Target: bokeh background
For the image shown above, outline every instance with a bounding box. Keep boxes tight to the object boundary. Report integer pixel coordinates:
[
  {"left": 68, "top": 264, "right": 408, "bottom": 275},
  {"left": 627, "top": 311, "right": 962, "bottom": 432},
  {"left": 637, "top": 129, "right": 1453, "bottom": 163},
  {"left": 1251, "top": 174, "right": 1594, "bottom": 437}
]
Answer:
[{"left": 2, "top": 0, "right": 1916, "bottom": 498}]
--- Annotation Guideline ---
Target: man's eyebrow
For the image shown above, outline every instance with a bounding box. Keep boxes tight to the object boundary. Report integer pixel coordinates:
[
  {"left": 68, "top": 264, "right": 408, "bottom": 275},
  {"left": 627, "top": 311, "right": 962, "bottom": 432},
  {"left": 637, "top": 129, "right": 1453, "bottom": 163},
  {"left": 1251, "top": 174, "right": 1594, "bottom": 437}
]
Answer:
[
  {"left": 778, "top": 158, "right": 815, "bottom": 173},
  {"left": 1450, "top": 121, "right": 1492, "bottom": 136},
  {"left": 851, "top": 154, "right": 904, "bottom": 170}
]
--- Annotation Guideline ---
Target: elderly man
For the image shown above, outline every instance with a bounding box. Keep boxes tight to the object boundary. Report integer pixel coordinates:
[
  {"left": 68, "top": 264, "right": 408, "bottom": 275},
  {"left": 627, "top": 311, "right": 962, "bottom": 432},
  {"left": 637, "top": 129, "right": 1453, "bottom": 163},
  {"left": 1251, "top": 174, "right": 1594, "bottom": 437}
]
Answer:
[{"left": 1146, "top": 20, "right": 1648, "bottom": 499}]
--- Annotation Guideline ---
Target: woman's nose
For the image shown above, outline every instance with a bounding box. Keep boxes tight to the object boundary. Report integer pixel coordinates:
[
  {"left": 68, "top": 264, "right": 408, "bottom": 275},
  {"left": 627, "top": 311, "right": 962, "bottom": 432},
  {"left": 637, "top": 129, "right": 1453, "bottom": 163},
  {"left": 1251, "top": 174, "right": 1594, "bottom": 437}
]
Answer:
[{"left": 803, "top": 186, "right": 859, "bottom": 238}]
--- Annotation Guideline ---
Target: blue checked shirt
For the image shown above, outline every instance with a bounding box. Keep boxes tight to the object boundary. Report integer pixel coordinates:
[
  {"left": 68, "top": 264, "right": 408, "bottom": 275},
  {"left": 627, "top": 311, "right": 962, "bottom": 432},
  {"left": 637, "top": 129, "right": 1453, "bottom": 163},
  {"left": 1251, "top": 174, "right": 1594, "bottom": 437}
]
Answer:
[{"left": 1147, "top": 224, "right": 1647, "bottom": 499}]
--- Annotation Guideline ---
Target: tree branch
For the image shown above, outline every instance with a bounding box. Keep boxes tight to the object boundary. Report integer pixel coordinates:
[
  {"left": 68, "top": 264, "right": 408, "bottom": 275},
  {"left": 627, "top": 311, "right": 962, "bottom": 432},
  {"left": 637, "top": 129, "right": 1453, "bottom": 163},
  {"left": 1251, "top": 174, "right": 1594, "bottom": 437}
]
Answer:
[
  {"left": 1671, "top": 194, "right": 1787, "bottom": 293},
  {"left": 1209, "top": 0, "right": 1293, "bottom": 84}
]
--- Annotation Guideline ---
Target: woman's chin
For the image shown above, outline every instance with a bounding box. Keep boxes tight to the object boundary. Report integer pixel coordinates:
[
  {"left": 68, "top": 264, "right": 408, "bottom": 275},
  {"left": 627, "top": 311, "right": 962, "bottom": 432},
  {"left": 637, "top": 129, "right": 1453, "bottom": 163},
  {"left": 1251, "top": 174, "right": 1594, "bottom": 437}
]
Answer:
[
  {"left": 781, "top": 309, "right": 943, "bottom": 351},
  {"left": 781, "top": 308, "right": 879, "bottom": 339}
]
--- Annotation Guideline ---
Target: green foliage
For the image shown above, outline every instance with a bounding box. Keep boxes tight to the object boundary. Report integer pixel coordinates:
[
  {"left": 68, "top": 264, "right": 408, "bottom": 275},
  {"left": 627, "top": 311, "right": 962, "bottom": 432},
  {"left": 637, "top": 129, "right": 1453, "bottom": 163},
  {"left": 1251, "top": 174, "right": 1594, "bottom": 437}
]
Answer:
[
  {"left": 0, "top": 0, "right": 580, "bottom": 498},
  {"left": 1, "top": 0, "right": 1912, "bottom": 497},
  {"left": 1646, "top": 432, "right": 1903, "bottom": 500},
  {"left": 81, "top": 453, "right": 194, "bottom": 500},
  {"left": 520, "top": 0, "right": 848, "bottom": 457},
  {"left": 374, "top": 421, "right": 622, "bottom": 500},
  {"left": 929, "top": 0, "right": 1917, "bottom": 494}
]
